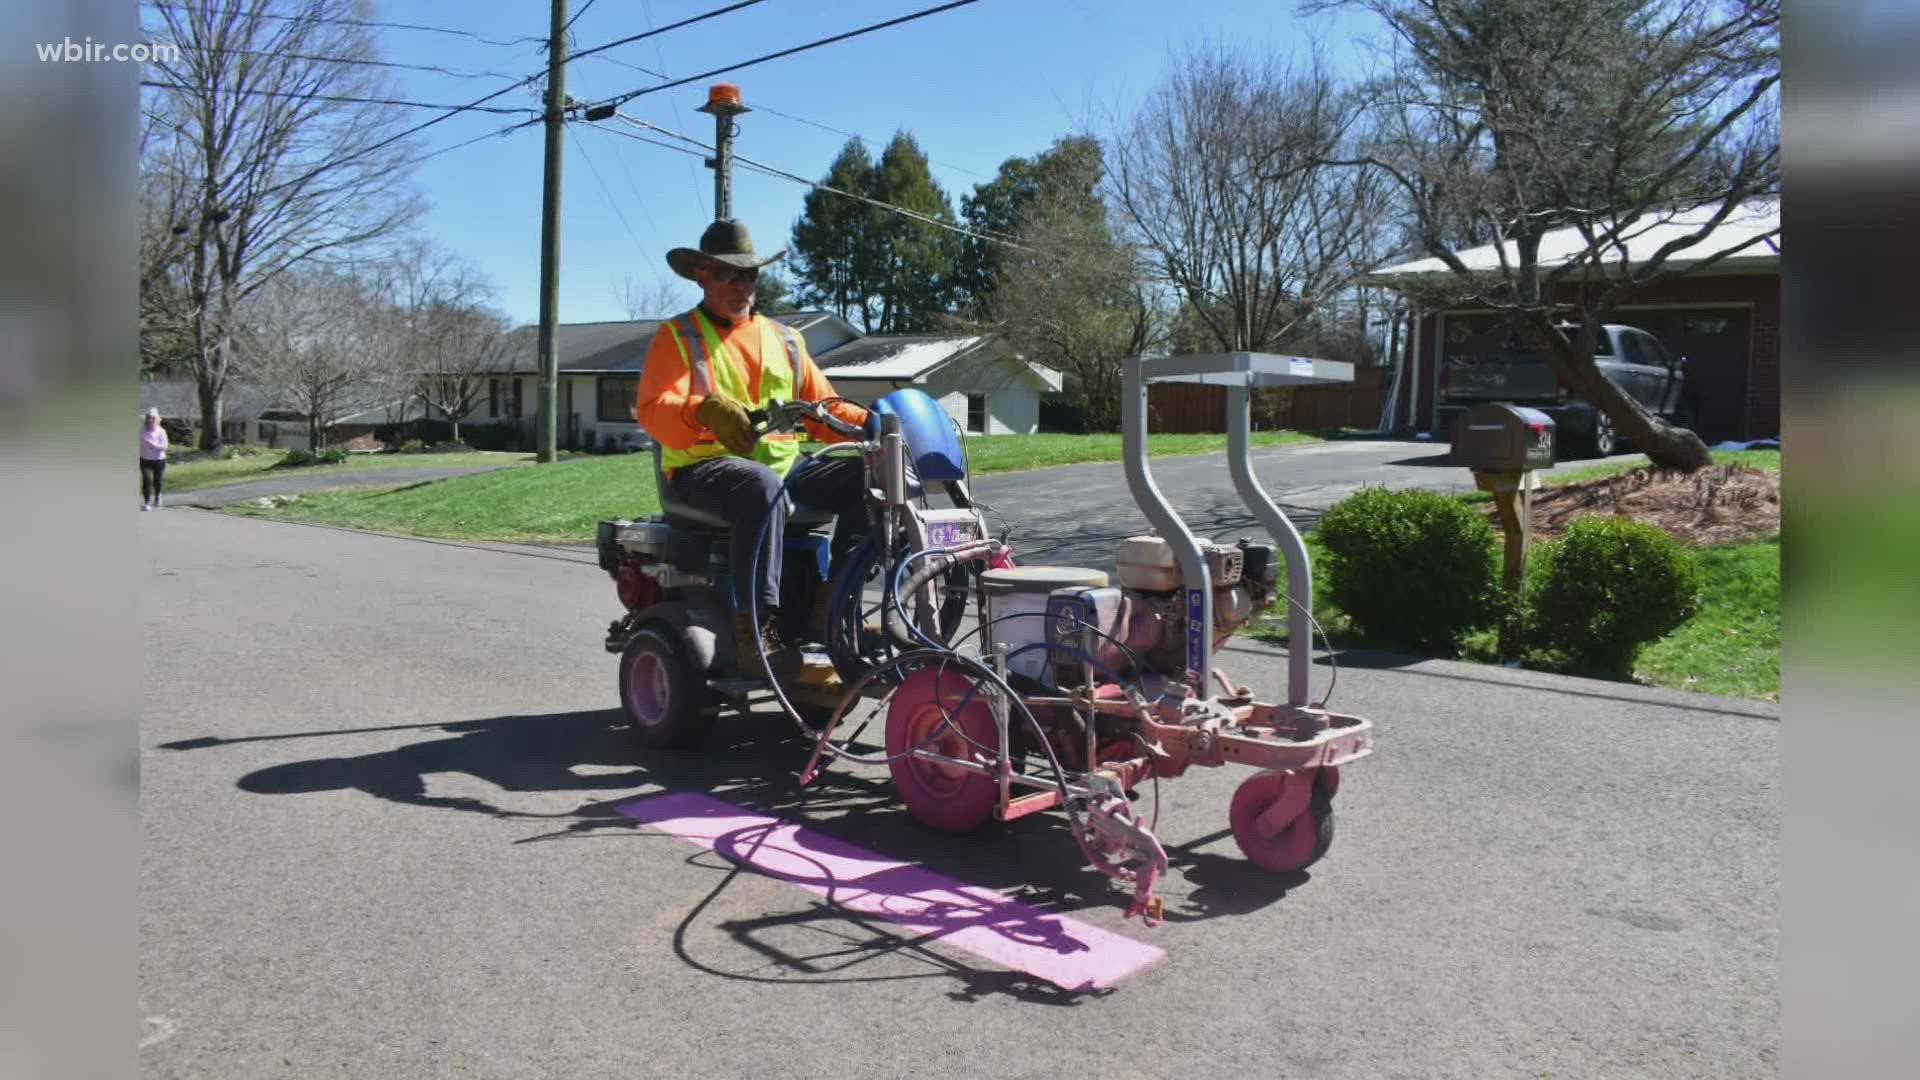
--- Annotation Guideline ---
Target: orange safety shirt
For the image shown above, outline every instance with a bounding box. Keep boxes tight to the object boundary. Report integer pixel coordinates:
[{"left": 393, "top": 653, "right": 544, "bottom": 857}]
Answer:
[{"left": 634, "top": 308, "right": 871, "bottom": 455}]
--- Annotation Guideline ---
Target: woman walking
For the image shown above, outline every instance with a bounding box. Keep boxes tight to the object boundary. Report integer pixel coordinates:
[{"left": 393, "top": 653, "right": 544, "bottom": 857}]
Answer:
[{"left": 140, "top": 408, "right": 169, "bottom": 510}]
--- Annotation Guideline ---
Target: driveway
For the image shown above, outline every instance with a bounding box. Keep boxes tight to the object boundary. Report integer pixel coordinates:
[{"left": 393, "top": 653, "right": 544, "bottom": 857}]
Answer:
[
  {"left": 140, "top": 509, "right": 1775, "bottom": 1079},
  {"left": 971, "top": 437, "right": 1643, "bottom": 572}
]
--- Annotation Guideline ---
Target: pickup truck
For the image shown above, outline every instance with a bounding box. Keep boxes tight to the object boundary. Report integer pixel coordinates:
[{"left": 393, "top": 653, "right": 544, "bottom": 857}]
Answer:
[{"left": 1436, "top": 322, "right": 1697, "bottom": 458}]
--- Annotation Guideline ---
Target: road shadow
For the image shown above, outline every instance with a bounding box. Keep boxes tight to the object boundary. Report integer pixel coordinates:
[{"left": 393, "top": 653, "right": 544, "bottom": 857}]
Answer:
[
  {"left": 1385, "top": 451, "right": 1461, "bottom": 468},
  {"left": 166, "top": 705, "right": 1310, "bottom": 997}
]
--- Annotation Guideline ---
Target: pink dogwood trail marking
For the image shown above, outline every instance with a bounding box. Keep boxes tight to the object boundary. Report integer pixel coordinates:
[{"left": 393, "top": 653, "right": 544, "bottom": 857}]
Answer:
[{"left": 618, "top": 791, "right": 1165, "bottom": 990}]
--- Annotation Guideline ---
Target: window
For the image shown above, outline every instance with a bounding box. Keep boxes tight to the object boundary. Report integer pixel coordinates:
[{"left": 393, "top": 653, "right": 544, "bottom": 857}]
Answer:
[
  {"left": 511, "top": 378, "right": 523, "bottom": 419},
  {"left": 965, "top": 393, "right": 986, "bottom": 434},
  {"left": 488, "top": 378, "right": 499, "bottom": 418},
  {"left": 1616, "top": 332, "right": 1648, "bottom": 366},
  {"left": 597, "top": 376, "right": 640, "bottom": 423}
]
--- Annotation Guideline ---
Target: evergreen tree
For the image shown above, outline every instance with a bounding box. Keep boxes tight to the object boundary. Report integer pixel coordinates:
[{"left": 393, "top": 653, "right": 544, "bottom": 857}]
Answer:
[
  {"left": 790, "top": 140, "right": 884, "bottom": 327},
  {"left": 868, "top": 132, "right": 960, "bottom": 333},
  {"left": 955, "top": 136, "right": 1105, "bottom": 317}
]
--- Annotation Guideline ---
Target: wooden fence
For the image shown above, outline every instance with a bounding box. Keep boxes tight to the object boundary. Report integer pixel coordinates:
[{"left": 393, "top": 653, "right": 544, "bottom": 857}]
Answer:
[{"left": 1146, "top": 366, "right": 1393, "bottom": 433}]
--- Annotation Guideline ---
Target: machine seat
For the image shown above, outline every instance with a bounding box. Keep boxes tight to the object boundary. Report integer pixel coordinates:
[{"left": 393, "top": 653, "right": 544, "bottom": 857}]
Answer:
[{"left": 652, "top": 445, "right": 836, "bottom": 531}]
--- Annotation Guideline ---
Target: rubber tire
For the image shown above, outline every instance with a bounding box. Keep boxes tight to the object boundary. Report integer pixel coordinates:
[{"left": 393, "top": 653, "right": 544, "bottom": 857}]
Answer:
[
  {"left": 1229, "top": 771, "right": 1336, "bottom": 874},
  {"left": 1586, "top": 410, "right": 1619, "bottom": 459},
  {"left": 885, "top": 667, "right": 1000, "bottom": 833},
  {"left": 618, "top": 624, "right": 712, "bottom": 750}
]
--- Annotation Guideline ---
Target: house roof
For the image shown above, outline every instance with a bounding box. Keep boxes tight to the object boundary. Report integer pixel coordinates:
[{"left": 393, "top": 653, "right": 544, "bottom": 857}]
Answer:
[
  {"left": 496, "top": 311, "right": 858, "bottom": 374},
  {"left": 501, "top": 320, "right": 659, "bottom": 374},
  {"left": 139, "top": 377, "right": 281, "bottom": 419},
  {"left": 1363, "top": 197, "right": 1780, "bottom": 286},
  {"left": 813, "top": 334, "right": 990, "bottom": 381}
]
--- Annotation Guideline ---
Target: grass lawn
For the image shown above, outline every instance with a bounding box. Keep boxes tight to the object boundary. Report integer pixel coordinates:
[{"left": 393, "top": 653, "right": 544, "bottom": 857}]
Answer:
[
  {"left": 220, "top": 431, "right": 1322, "bottom": 542},
  {"left": 958, "top": 430, "right": 1319, "bottom": 476},
  {"left": 166, "top": 449, "right": 537, "bottom": 493},
  {"left": 1247, "top": 528, "right": 1780, "bottom": 700},
  {"left": 223, "top": 453, "right": 659, "bottom": 542}
]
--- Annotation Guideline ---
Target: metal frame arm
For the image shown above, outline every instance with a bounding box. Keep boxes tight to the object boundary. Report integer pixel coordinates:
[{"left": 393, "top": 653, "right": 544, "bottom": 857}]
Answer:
[
  {"left": 1226, "top": 386, "right": 1313, "bottom": 708},
  {"left": 1122, "top": 356, "right": 1214, "bottom": 685}
]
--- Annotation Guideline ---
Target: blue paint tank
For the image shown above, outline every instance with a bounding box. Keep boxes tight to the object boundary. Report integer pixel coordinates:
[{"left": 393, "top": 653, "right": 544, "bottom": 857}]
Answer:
[{"left": 870, "top": 388, "right": 968, "bottom": 481}]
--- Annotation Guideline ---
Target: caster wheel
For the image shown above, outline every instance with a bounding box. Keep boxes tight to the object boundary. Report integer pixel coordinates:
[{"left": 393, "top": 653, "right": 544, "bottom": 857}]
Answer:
[
  {"left": 619, "top": 624, "right": 713, "bottom": 750},
  {"left": 1230, "top": 770, "right": 1336, "bottom": 873},
  {"left": 885, "top": 667, "right": 1000, "bottom": 833}
]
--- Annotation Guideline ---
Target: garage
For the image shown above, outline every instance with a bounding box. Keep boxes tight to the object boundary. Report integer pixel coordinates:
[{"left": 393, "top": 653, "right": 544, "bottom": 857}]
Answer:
[
  {"left": 1368, "top": 199, "right": 1780, "bottom": 443},
  {"left": 1610, "top": 305, "right": 1753, "bottom": 444}
]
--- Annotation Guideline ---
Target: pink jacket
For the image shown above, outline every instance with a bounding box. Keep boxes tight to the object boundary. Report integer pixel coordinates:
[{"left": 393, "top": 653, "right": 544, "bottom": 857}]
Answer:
[{"left": 141, "top": 425, "right": 168, "bottom": 461}]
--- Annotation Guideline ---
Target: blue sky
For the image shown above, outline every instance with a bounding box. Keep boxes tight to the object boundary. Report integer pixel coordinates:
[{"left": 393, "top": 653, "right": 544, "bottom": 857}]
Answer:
[{"left": 196, "top": 0, "right": 1381, "bottom": 326}]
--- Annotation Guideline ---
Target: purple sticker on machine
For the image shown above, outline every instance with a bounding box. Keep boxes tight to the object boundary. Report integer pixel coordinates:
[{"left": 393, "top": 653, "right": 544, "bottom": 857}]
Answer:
[{"left": 1186, "top": 587, "right": 1205, "bottom": 675}]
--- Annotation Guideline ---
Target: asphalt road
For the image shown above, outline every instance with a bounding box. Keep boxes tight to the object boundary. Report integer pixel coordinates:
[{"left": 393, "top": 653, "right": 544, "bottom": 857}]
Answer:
[
  {"left": 969, "top": 438, "right": 1645, "bottom": 572},
  {"left": 140, "top": 505, "right": 1776, "bottom": 1079}
]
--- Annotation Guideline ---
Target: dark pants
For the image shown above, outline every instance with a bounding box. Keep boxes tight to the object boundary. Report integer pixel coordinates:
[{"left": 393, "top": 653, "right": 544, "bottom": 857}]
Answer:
[
  {"left": 670, "top": 453, "right": 869, "bottom": 611},
  {"left": 140, "top": 459, "right": 166, "bottom": 499}
]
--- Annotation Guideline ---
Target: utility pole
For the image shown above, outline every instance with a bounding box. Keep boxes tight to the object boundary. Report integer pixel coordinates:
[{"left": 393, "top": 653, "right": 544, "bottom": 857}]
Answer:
[
  {"left": 698, "top": 83, "right": 749, "bottom": 220},
  {"left": 534, "top": 0, "right": 567, "bottom": 463}
]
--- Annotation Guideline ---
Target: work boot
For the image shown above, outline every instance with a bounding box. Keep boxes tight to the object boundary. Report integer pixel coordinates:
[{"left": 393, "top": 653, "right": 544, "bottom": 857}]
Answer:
[{"left": 732, "top": 611, "right": 800, "bottom": 684}]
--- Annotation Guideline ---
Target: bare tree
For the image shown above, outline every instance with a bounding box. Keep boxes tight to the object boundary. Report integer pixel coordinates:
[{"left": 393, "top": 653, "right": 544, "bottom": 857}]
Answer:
[
  {"left": 1325, "top": 0, "right": 1780, "bottom": 469},
  {"left": 618, "top": 275, "right": 698, "bottom": 321},
  {"left": 989, "top": 183, "right": 1163, "bottom": 432},
  {"left": 1108, "top": 44, "right": 1391, "bottom": 354},
  {"left": 377, "top": 244, "right": 512, "bottom": 445},
  {"left": 237, "top": 268, "right": 401, "bottom": 450},
  {"left": 143, "top": 0, "right": 424, "bottom": 452}
]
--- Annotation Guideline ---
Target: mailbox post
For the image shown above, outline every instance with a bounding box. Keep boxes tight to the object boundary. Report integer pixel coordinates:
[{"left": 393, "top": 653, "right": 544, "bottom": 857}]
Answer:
[{"left": 1451, "top": 404, "right": 1556, "bottom": 657}]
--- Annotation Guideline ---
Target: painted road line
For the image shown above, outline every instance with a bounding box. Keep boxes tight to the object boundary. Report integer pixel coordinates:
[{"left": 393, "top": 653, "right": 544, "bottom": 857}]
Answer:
[{"left": 618, "top": 791, "right": 1165, "bottom": 990}]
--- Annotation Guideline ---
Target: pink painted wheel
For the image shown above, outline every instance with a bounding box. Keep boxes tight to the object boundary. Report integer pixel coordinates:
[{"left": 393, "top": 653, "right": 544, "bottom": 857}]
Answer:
[
  {"left": 619, "top": 625, "right": 712, "bottom": 749},
  {"left": 1229, "top": 769, "right": 1335, "bottom": 873},
  {"left": 885, "top": 667, "right": 1000, "bottom": 833}
]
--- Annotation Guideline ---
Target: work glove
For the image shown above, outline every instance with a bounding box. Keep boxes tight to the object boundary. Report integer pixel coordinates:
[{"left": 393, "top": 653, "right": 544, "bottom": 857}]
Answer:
[{"left": 697, "top": 396, "right": 757, "bottom": 456}]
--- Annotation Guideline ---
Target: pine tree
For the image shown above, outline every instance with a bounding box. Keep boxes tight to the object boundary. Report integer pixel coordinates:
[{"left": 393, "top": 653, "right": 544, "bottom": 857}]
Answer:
[
  {"left": 868, "top": 133, "right": 961, "bottom": 333},
  {"left": 790, "top": 140, "right": 884, "bottom": 327}
]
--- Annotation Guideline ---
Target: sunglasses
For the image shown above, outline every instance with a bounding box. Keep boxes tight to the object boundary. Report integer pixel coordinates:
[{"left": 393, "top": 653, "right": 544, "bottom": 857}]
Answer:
[{"left": 706, "top": 265, "right": 758, "bottom": 287}]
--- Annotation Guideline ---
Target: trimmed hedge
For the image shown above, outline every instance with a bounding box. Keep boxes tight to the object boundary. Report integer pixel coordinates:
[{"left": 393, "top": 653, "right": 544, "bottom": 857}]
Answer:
[
  {"left": 1316, "top": 487, "right": 1500, "bottom": 653},
  {"left": 1526, "top": 515, "right": 1701, "bottom": 678}
]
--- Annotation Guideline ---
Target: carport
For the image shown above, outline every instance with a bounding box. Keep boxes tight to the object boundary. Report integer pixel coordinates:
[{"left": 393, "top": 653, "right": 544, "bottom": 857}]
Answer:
[{"left": 1365, "top": 199, "right": 1780, "bottom": 443}]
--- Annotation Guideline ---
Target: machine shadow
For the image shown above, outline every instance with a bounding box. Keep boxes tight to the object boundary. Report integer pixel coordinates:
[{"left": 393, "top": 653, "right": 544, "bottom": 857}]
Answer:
[{"left": 190, "top": 706, "right": 1306, "bottom": 946}]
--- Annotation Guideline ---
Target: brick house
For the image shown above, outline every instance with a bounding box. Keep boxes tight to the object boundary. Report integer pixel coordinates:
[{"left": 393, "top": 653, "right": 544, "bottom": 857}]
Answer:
[{"left": 1366, "top": 198, "right": 1780, "bottom": 443}]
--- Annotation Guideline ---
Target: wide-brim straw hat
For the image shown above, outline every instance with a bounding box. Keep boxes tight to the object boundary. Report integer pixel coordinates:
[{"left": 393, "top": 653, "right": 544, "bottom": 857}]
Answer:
[{"left": 666, "top": 218, "right": 787, "bottom": 281}]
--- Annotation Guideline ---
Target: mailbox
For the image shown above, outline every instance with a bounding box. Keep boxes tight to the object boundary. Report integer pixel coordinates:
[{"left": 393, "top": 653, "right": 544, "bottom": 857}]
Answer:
[{"left": 1451, "top": 403, "right": 1556, "bottom": 472}]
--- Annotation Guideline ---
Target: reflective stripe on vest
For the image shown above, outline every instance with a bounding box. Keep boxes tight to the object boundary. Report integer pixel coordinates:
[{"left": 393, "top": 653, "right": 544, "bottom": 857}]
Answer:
[{"left": 659, "top": 309, "right": 803, "bottom": 477}]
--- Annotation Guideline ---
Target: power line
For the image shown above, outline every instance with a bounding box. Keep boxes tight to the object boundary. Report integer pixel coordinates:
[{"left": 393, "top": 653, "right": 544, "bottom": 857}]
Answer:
[
  {"left": 207, "top": 46, "right": 525, "bottom": 83},
  {"left": 139, "top": 80, "right": 541, "bottom": 115},
  {"left": 590, "top": 0, "right": 983, "bottom": 110},
  {"left": 560, "top": 0, "right": 603, "bottom": 39},
  {"left": 754, "top": 103, "right": 993, "bottom": 181},
  {"left": 139, "top": 2, "right": 547, "bottom": 48},
  {"left": 568, "top": 124, "right": 651, "bottom": 255},
  {"left": 569, "top": 0, "right": 768, "bottom": 66},
  {"left": 590, "top": 119, "right": 710, "bottom": 161},
  {"left": 598, "top": 112, "right": 1029, "bottom": 251},
  {"left": 399, "top": 117, "right": 543, "bottom": 170},
  {"left": 637, "top": 0, "right": 713, "bottom": 222},
  {"left": 579, "top": 51, "right": 667, "bottom": 81}
]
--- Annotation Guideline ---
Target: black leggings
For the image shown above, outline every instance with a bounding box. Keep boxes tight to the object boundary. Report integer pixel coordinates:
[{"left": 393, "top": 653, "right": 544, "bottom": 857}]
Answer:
[{"left": 140, "top": 459, "right": 166, "bottom": 499}]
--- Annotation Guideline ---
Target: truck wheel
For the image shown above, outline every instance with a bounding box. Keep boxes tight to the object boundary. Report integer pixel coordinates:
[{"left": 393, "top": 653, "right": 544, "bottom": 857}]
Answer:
[{"left": 619, "top": 624, "right": 712, "bottom": 749}]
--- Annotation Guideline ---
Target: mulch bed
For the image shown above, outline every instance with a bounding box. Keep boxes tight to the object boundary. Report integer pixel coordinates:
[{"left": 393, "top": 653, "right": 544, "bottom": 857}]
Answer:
[{"left": 1489, "top": 464, "right": 1780, "bottom": 545}]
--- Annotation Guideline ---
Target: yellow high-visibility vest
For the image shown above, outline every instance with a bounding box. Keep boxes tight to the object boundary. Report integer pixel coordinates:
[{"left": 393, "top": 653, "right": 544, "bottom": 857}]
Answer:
[{"left": 658, "top": 308, "right": 806, "bottom": 477}]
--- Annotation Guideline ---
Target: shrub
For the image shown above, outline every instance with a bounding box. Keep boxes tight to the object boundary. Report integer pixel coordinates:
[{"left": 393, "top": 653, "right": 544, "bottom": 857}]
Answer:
[
  {"left": 318, "top": 447, "right": 347, "bottom": 465},
  {"left": 1316, "top": 487, "right": 1500, "bottom": 653},
  {"left": 1526, "top": 515, "right": 1701, "bottom": 678},
  {"left": 279, "top": 448, "right": 316, "bottom": 468},
  {"left": 395, "top": 439, "right": 426, "bottom": 453}
]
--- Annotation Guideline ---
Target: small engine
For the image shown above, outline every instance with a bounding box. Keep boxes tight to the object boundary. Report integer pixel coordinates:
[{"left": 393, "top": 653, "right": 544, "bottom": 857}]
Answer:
[{"left": 1045, "top": 533, "right": 1281, "bottom": 681}]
